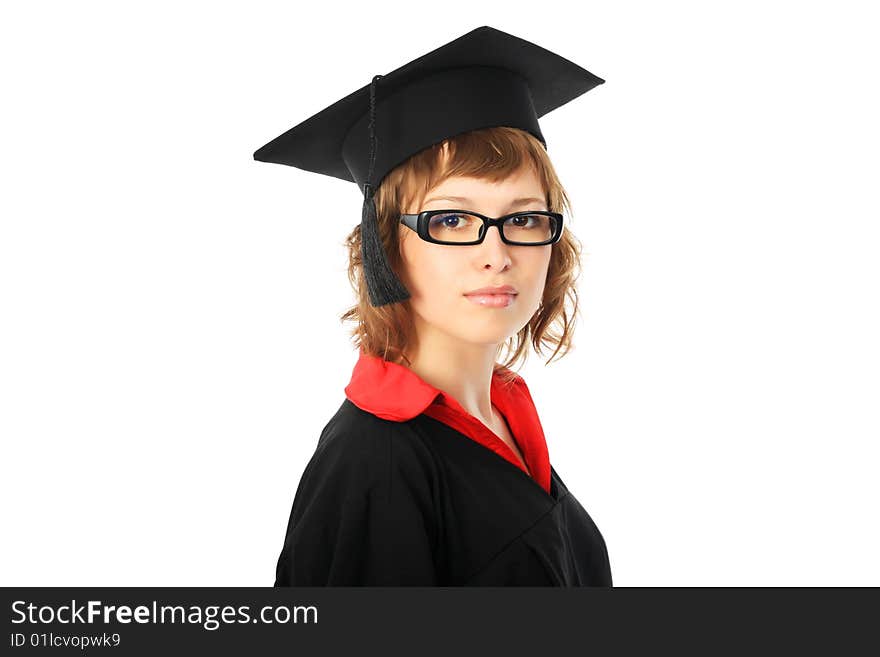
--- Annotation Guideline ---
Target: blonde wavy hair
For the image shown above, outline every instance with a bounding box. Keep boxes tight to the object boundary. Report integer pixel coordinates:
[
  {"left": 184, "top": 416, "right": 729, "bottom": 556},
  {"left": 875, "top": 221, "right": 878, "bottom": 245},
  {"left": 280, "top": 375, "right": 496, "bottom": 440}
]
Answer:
[{"left": 340, "top": 126, "right": 584, "bottom": 384}]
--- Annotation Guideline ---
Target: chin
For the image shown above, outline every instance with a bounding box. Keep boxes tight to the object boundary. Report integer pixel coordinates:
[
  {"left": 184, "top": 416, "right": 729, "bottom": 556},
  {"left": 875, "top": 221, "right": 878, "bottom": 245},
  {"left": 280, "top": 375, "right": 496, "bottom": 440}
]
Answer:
[{"left": 455, "top": 324, "right": 520, "bottom": 345}]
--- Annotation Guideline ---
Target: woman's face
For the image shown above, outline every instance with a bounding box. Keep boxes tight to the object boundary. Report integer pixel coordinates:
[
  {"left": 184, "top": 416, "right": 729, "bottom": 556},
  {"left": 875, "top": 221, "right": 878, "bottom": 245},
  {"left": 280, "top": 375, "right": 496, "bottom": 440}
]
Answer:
[{"left": 398, "top": 165, "right": 552, "bottom": 348}]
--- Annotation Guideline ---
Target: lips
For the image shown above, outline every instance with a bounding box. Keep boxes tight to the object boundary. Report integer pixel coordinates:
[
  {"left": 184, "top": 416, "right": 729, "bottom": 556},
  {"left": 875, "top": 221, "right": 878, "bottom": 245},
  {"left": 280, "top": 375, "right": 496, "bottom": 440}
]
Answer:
[{"left": 464, "top": 285, "right": 518, "bottom": 296}]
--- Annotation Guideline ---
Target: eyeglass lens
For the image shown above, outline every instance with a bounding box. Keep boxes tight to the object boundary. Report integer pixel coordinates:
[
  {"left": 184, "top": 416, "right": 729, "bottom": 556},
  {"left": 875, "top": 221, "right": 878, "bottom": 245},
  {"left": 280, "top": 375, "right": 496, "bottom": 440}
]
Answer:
[{"left": 427, "top": 212, "right": 556, "bottom": 244}]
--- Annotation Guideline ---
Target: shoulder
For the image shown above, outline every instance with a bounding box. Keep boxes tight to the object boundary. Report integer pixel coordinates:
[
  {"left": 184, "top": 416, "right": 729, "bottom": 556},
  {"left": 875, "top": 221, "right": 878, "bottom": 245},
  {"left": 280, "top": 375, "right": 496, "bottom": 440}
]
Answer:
[{"left": 300, "top": 398, "right": 439, "bottom": 496}]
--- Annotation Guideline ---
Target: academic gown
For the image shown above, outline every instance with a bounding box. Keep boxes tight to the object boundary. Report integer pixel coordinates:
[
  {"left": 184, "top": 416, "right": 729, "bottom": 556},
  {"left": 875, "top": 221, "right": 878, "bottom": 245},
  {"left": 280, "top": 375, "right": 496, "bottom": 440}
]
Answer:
[{"left": 275, "top": 349, "right": 612, "bottom": 586}]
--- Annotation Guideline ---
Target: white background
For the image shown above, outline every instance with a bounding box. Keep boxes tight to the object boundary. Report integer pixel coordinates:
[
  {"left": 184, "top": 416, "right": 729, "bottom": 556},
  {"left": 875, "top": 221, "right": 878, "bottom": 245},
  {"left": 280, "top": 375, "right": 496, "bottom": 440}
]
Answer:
[{"left": 1, "top": 1, "right": 877, "bottom": 586}]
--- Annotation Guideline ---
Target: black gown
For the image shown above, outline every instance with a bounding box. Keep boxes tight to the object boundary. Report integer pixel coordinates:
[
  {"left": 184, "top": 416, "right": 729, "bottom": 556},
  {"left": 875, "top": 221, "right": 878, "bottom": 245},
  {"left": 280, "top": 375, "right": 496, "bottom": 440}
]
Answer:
[{"left": 275, "top": 397, "right": 613, "bottom": 586}]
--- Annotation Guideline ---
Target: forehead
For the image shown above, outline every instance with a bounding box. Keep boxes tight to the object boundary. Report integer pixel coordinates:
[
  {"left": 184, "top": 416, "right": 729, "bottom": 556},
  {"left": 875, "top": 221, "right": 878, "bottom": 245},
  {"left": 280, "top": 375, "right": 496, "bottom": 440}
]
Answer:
[{"left": 422, "top": 167, "right": 545, "bottom": 206}]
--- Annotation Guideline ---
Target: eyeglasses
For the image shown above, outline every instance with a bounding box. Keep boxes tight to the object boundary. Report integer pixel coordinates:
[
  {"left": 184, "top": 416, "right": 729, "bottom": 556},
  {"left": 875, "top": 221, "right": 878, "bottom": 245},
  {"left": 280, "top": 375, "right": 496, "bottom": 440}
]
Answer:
[{"left": 399, "top": 209, "right": 564, "bottom": 246}]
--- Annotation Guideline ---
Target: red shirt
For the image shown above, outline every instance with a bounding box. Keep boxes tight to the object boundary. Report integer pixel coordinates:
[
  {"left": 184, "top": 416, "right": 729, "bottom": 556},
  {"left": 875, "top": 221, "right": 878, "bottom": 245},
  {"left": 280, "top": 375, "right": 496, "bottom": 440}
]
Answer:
[{"left": 344, "top": 348, "right": 552, "bottom": 494}]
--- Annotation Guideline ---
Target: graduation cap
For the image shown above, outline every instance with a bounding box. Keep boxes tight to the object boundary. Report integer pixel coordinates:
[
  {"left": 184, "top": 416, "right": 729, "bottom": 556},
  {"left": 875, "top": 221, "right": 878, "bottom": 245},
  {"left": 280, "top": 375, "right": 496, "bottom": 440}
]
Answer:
[{"left": 253, "top": 25, "right": 605, "bottom": 307}]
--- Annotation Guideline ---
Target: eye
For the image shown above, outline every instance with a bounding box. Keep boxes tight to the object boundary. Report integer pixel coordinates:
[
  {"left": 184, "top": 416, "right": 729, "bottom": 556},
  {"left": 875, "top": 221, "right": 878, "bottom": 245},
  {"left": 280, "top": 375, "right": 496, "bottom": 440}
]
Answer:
[
  {"left": 508, "top": 214, "right": 540, "bottom": 228},
  {"left": 428, "top": 213, "right": 473, "bottom": 230}
]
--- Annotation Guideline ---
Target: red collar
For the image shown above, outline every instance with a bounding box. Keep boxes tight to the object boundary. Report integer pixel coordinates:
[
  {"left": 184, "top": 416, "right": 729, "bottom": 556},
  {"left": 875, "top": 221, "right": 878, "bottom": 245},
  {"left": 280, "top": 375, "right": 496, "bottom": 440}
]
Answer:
[{"left": 344, "top": 349, "right": 551, "bottom": 494}]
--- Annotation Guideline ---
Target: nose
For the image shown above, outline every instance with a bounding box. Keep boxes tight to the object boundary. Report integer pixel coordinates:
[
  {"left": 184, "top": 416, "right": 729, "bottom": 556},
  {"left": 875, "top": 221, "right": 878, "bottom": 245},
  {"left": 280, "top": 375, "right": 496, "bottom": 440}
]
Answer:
[{"left": 475, "top": 224, "right": 512, "bottom": 269}]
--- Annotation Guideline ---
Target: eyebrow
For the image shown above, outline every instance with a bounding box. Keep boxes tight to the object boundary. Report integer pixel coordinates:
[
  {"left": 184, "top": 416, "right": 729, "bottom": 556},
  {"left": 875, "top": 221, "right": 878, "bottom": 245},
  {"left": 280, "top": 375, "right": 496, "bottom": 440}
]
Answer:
[{"left": 423, "top": 195, "right": 546, "bottom": 208}]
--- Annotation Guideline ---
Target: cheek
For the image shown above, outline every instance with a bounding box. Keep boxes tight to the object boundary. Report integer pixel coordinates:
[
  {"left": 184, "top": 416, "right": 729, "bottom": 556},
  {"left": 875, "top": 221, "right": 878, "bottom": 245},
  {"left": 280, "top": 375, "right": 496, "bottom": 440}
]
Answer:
[
  {"left": 526, "top": 249, "right": 552, "bottom": 289},
  {"left": 401, "top": 242, "right": 462, "bottom": 303}
]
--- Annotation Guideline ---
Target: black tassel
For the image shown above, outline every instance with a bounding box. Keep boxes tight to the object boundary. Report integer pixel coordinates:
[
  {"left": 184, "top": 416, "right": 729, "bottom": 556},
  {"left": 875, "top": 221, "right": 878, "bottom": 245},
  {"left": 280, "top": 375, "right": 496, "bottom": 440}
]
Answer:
[
  {"left": 361, "top": 183, "right": 410, "bottom": 306},
  {"left": 360, "top": 74, "right": 410, "bottom": 307}
]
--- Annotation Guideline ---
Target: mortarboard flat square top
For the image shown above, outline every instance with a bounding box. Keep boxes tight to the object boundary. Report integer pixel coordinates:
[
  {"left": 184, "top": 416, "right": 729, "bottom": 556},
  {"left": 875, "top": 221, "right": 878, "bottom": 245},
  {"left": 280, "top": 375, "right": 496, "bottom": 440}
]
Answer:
[{"left": 252, "top": 25, "right": 605, "bottom": 191}]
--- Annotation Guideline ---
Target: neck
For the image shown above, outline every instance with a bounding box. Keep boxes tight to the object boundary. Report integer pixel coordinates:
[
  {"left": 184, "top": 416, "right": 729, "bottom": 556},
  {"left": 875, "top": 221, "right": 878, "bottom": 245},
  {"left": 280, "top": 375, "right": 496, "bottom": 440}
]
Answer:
[{"left": 403, "top": 324, "right": 501, "bottom": 426}]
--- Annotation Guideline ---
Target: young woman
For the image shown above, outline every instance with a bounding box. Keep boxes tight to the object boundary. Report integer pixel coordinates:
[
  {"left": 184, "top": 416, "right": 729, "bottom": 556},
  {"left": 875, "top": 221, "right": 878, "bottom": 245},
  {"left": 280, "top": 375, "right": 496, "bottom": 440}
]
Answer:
[{"left": 255, "top": 26, "right": 611, "bottom": 585}]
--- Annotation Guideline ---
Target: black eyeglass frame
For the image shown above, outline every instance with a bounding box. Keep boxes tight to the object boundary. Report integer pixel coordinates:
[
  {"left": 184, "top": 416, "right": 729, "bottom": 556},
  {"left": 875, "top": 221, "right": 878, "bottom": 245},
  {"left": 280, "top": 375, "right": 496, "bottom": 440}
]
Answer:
[{"left": 399, "top": 209, "right": 564, "bottom": 246}]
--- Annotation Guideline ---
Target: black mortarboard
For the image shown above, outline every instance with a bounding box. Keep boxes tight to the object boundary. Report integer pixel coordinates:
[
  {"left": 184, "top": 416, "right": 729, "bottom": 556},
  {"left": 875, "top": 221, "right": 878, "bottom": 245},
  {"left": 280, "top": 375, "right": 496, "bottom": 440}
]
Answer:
[{"left": 253, "top": 25, "right": 604, "bottom": 307}]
